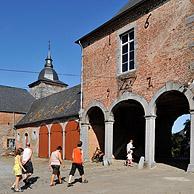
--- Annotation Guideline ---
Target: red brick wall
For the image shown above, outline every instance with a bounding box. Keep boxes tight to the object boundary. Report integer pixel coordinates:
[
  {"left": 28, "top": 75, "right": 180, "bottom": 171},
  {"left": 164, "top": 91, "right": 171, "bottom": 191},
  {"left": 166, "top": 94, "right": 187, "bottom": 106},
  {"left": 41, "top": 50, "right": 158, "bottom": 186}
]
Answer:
[
  {"left": 82, "top": 0, "right": 194, "bottom": 108},
  {"left": 82, "top": 0, "right": 193, "bottom": 157},
  {"left": 0, "top": 112, "right": 24, "bottom": 154}
]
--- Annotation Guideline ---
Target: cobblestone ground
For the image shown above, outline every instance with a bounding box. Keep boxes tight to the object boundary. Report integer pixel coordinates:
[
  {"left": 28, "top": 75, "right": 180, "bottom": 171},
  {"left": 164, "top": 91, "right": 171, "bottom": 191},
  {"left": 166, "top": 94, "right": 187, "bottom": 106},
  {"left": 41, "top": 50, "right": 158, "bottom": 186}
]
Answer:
[{"left": 0, "top": 156, "right": 194, "bottom": 194}]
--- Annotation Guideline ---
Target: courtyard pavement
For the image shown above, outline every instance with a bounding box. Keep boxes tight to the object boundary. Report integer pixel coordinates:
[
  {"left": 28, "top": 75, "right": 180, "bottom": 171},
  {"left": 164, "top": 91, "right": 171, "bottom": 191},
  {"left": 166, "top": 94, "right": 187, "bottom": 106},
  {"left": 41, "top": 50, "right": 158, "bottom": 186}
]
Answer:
[{"left": 0, "top": 156, "right": 194, "bottom": 194}]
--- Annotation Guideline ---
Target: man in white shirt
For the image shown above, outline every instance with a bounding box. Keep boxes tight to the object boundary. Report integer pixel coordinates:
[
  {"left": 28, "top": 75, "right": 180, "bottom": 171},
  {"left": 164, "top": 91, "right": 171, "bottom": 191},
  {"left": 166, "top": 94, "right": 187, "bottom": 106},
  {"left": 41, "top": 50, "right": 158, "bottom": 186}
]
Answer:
[
  {"left": 22, "top": 143, "right": 33, "bottom": 184},
  {"left": 126, "top": 139, "right": 135, "bottom": 153}
]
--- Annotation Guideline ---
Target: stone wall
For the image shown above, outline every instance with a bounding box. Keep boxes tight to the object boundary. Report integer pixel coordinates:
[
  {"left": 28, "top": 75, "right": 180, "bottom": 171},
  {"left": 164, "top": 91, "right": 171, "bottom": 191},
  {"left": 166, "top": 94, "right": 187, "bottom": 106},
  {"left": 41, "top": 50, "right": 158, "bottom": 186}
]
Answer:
[
  {"left": 29, "top": 82, "right": 66, "bottom": 99},
  {"left": 0, "top": 112, "right": 24, "bottom": 155},
  {"left": 16, "top": 126, "right": 39, "bottom": 157}
]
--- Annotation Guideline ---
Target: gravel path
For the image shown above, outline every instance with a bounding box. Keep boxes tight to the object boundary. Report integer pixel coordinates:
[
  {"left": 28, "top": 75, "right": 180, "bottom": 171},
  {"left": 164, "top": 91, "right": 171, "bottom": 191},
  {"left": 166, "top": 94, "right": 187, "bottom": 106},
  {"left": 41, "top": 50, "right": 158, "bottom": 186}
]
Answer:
[{"left": 0, "top": 157, "right": 194, "bottom": 194}]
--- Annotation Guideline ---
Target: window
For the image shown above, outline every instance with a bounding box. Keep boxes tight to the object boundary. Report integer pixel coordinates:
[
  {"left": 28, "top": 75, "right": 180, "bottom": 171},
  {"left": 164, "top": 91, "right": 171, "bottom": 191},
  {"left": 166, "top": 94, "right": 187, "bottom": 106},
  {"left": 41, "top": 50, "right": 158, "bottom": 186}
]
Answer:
[
  {"left": 7, "top": 138, "right": 15, "bottom": 149},
  {"left": 121, "top": 29, "right": 135, "bottom": 73}
]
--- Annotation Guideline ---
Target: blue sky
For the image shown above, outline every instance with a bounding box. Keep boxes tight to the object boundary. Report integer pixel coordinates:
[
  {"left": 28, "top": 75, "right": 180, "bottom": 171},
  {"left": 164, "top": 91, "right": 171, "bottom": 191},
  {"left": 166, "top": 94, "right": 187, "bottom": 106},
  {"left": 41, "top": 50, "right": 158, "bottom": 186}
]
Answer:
[
  {"left": 172, "top": 114, "right": 190, "bottom": 134},
  {"left": 0, "top": 0, "right": 189, "bottom": 133},
  {"left": 0, "top": 0, "right": 127, "bottom": 89}
]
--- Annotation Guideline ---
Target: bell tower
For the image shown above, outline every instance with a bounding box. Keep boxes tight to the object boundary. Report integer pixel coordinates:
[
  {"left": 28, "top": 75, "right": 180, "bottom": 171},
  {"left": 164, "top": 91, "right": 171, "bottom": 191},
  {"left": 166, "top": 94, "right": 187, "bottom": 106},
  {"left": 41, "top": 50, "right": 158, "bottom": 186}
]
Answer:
[{"left": 29, "top": 42, "right": 68, "bottom": 99}]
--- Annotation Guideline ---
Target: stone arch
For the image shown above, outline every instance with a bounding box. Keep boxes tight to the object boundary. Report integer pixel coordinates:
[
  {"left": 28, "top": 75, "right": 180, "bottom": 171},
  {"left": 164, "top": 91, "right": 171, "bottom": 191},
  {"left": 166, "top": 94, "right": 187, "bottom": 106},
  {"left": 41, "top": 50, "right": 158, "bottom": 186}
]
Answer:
[
  {"left": 23, "top": 132, "right": 29, "bottom": 147},
  {"left": 149, "top": 81, "right": 193, "bottom": 170},
  {"left": 149, "top": 81, "right": 194, "bottom": 115},
  {"left": 109, "top": 92, "right": 149, "bottom": 115},
  {"left": 109, "top": 92, "right": 148, "bottom": 160},
  {"left": 82, "top": 100, "right": 107, "bottom": 159},
  {"left": 82, "top": 100, "right": 108, "bottom": 123}
]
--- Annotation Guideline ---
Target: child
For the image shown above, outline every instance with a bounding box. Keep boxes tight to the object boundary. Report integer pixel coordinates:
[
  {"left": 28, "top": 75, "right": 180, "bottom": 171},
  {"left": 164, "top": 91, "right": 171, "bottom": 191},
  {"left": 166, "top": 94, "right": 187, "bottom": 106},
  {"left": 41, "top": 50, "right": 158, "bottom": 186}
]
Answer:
[
  {"left": 67, "top": 141, "right": 88, "bottom": 187},
  {"left": 11, "top": 148, "right": 26, "bottom": 192},
  {"left": 126, "top": 150, "right": 133, "bottom": 167}
]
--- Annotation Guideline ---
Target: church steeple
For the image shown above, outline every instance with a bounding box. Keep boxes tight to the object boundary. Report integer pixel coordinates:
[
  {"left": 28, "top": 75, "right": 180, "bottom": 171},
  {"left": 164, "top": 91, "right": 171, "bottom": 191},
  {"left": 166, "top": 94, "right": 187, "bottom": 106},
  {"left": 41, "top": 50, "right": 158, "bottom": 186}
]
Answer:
[
  {"left": 28, "top": 41, "right": 68, "bottom": 99},
  {"left": 45, "top": 40, "right": 53, "bottom": 68}
]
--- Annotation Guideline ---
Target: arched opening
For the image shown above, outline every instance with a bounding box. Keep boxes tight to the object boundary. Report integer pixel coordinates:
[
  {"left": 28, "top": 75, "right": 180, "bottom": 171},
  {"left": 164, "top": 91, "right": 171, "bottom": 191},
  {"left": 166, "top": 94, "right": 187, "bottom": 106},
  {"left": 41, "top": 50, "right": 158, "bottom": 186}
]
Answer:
[
  {"left": 87, "top": 107, "right": 105, "bottom": 160},
  {"left": 112, "top": 99, "right": 145, "bottom": 161},
  {"left": 65, "top": 120, "right": 80, "bottom": 160},
  {"left": 155, "top": 91, "right": 190, "bottom": 170},
  {"left": 24, "top": 133, "right": 29, "bottom": 146},
  {"left": 50, "top": 123, "right": 63, "bottom": 156},
  {"left": 39, "top": 125, "right": 49, "bottom": 158}
]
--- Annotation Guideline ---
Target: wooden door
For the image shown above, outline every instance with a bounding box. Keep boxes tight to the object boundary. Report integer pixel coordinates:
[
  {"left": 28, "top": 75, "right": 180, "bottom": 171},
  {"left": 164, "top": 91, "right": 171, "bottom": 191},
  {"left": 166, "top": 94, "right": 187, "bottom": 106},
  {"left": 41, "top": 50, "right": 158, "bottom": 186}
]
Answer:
[
  {"left": 65, "top": 120, "right": 80, "bottom": 160},
  {"left": 39, "top": 125, "right": 49, "bottom": 158},
  {"left": 50, "top": 123, "right": 63, "bottom": 156}
]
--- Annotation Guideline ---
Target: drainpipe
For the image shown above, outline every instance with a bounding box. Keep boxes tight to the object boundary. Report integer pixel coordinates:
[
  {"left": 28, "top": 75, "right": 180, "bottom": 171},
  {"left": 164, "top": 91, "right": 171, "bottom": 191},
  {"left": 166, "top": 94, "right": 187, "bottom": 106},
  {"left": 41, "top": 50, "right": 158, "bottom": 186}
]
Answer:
[
  {"left": 78, "top": 41, "right": 89, "bottom": 160},
  {"left": 13, "top": 112, "right": 16, "bottom": 149},
  {"left": 78, "top": 40, "right": 84, "bottom": 123}
]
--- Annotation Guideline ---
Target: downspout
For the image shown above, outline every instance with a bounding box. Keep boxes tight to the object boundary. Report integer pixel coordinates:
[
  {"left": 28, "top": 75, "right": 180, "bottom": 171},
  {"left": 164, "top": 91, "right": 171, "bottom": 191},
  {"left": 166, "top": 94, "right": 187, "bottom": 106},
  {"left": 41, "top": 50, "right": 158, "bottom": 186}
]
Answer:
[
  {"left": 78, "top": 41, "right": 89, "bottom": 161},
  {"left": 78, "top": 40, "right": 84, "bottom": 123}
]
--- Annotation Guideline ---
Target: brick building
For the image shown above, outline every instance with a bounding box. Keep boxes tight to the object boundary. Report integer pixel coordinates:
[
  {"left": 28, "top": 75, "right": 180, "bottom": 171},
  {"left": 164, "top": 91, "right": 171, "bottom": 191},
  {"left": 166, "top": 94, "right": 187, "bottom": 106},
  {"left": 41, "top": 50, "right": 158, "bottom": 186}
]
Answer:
[
  {"left": 0, "top": 45, "right": 80, "bottom": 160},
  {"left": 15, "top": 47, "right": 81, "bottom": 160},
  {"left": 76, "top": 0, "right": 194, "bottom": 171},
  {"left": 15, "top": 84, "right": 81, "bottom": 160},
  {"left": 0, "top": 86, "right": 34, "bottom": 155}
]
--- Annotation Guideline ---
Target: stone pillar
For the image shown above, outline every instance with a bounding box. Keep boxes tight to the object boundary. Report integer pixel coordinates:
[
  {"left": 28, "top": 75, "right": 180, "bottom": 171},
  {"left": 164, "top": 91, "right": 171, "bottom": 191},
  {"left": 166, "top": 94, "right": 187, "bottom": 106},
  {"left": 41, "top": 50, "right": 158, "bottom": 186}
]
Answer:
[
  {"left": 48, "top": 124, "right": 51, "bottom": 157},
  {"left": 145, "top": 115, "right": 156, "bottom": 168},
  {"left": 80, "top": 123, "right": 89, "bottom": 161},
  {"left": 104, "top": 118, "right": 114, "bottom": 165},
  {"left": 187, "top": 111, "right": 194, "bottom": 172}
]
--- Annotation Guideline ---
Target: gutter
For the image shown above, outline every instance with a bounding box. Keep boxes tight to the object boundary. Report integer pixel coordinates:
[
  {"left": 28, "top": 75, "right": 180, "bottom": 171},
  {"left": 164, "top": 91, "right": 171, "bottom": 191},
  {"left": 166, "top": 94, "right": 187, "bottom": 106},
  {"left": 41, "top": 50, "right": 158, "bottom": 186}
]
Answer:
[
  {"left": 78, "top": 40, "right": 84, "bottom": 121},
  {"left": 15, "top": 114, "right": 79, "bottom": 129},
  {"left": 75, "top": 0, "right": 146, "bottom": 44}
]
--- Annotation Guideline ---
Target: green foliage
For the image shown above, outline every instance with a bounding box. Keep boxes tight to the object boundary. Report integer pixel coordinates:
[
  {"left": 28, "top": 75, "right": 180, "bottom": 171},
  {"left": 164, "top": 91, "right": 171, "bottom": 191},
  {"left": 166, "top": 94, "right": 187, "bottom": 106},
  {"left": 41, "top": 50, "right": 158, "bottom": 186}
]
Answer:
[{"left": 171, "top": 119, "right": 190, "bottom": 158}]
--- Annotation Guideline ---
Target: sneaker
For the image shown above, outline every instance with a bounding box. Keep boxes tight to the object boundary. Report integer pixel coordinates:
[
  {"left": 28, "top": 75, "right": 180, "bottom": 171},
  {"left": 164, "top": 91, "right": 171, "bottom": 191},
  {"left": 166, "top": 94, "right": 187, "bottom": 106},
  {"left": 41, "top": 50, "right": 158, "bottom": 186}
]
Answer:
[
  {"left": 11, "top": 186, "right": 15, "bottom": 191},
  {"left": 82, "top": 179, "right": 88, "bottom": 183},
  {"left": 67, "top": 183, "right": 73, "bottom": 187},
  {"left": 14, "top": 188, "right": 23, "bottom": 192}
]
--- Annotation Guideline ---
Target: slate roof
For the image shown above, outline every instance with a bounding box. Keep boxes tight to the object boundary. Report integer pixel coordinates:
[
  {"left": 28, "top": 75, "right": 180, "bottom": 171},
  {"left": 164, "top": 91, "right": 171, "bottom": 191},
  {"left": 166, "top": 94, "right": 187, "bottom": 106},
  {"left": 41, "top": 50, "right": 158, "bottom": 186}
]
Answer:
[
  {"left": 15, "top": 84, "right": 81, "bottom": 128},
  {"left": 115, "top": 0, "right": 145, "bottom": 16},
  {"left": 75, "top": 0, "right": 145, "bottom": 44},
  {"left": 0, "top": 85, "right": 35, "bottom": 113},
  {"left": 28, "top": 78, "right": 68, "bottom": 88}
]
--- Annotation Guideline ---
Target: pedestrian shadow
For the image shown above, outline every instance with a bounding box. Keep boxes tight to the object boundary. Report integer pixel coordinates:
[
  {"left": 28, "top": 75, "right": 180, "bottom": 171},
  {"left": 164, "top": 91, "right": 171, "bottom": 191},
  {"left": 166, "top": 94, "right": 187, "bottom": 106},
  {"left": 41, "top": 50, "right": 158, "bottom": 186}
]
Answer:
[
  {"left": 54, "top": 176, "right": 66, "bottom": 185},
  {"left": 21, "top": 176, "right": 40, "bottom": 190},
  {"left": 71, "top": 177, "right": 82, "bottom": 185}
]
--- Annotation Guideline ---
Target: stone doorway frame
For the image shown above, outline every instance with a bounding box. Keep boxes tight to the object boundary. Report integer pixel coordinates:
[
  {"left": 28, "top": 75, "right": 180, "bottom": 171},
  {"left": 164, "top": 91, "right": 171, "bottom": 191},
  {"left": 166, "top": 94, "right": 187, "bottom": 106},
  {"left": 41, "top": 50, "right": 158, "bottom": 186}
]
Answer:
[{"left": 149, "top": 81, "right": 194, "bottom": 172}]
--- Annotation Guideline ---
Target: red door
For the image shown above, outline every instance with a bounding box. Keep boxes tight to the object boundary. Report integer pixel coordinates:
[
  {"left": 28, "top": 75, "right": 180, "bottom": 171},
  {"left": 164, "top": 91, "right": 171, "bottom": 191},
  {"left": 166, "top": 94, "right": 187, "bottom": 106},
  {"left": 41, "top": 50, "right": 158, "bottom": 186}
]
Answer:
[
  {"left": 65, "top": 120, "right": 80, "bottom": 160},
  {"left": 39, "top": 125, "right": 49, "bottom": 158},
  {"left": 50, "top": 123, "right": 63, "bottom": 156}
]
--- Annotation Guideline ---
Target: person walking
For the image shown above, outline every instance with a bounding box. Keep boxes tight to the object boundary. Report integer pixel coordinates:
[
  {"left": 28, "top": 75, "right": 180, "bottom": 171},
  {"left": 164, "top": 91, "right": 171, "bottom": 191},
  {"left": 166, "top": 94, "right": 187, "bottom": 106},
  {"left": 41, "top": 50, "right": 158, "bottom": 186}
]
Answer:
[
  {"left": 126, "top": 139, "right": 135, "bottom": 153},
  {"left": 11, "top": 148, "right": 26, "bottom": 192},
  {"left": 49, "top": 146, "right": 64, "bottom": 186},
  {"left": 67, "top": 141, "right": 88, "bottom": 187},
  {"left": 22, "top": 143, "right": 33, "bottom": 184}
]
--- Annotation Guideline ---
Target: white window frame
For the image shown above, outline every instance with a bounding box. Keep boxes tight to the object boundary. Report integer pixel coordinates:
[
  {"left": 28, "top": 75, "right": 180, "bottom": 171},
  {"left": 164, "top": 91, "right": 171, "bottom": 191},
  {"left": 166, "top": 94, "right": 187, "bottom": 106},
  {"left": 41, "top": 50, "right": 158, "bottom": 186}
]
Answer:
[{"left": 120, "top": 28, "right": 135, "bottom": 73}]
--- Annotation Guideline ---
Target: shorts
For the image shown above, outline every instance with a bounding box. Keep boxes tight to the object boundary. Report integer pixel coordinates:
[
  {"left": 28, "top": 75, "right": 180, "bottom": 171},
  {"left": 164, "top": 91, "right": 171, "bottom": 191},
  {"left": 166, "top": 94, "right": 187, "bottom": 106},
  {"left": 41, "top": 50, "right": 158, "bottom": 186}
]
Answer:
[
  {"left": 51, "top": 165, "right": 60, "bottom": 175},
  {"left": 69, "top": 163, "right": 84, "bottom": 176},
  {"left": 23, "top": 160, "right": 33, "bottom": 174}
]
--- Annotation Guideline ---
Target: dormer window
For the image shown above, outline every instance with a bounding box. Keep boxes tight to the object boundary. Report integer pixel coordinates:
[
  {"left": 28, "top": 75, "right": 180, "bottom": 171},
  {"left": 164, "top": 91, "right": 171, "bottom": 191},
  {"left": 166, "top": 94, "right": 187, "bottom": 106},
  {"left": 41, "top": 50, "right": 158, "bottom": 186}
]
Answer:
[{"left": 121, "top": 29, "right": 135, "bottom": 72}]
